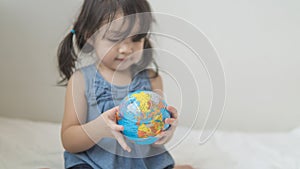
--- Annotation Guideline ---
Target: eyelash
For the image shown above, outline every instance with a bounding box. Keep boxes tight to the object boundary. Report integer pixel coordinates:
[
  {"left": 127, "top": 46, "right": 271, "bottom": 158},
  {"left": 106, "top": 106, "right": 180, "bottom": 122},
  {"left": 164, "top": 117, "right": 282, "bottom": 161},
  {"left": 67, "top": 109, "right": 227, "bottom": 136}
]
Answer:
[
  {"left": 107, "top": 37, "right": 143, "bottom": 43},
  {"left": 107, "top": 39, "right": 119, "bottom": 42},
  {"left": 132, "top": 37, "right": 143, "bottom": 42}
]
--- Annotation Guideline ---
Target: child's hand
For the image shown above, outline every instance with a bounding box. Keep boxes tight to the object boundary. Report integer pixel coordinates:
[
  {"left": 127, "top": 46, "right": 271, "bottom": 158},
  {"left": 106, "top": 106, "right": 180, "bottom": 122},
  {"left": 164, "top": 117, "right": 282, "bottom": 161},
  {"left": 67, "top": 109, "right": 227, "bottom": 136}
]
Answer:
[
  {"left": 154, "top": 106, "right": 178, "bottom": 145},
  {"left": 101, "top": 106, "right": 131, "bottom": 152}
]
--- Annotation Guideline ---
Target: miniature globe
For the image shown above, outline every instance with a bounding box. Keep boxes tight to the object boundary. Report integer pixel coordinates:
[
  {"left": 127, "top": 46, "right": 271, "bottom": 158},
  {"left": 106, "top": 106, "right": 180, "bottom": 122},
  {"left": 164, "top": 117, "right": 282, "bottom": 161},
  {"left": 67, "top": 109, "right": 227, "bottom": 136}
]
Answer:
[{"left": 117, "top": 90, "right": 171, "bottom": 145}]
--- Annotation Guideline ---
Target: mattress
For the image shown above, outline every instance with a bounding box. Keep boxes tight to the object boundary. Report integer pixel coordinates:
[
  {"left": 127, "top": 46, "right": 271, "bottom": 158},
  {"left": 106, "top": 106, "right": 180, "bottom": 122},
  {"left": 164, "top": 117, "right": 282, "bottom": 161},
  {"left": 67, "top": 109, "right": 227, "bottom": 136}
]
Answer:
[{"left": 0, "top": 116, "right": 299, "bottom": 169}]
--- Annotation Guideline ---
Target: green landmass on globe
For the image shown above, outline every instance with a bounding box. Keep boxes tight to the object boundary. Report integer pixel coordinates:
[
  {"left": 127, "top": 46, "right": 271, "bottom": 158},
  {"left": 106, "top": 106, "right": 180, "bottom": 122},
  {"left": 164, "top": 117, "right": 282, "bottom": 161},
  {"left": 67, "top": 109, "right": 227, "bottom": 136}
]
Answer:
[{"left": 116, "top": 90, "right": 170, "bottom": 145}]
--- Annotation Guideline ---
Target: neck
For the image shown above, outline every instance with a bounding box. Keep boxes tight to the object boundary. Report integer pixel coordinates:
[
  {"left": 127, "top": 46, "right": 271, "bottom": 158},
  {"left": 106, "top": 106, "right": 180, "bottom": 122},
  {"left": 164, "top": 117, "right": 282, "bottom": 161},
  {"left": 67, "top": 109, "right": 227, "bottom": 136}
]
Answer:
[{"left": 97, "top": 63, "right": 132, "bottom": 86}]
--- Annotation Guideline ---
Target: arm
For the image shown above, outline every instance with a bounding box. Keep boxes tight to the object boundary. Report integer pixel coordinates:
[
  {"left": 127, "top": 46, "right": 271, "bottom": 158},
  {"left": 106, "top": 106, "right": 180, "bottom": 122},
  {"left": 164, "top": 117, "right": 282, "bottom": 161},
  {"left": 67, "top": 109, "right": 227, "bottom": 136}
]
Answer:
[{"left": 61, "top": 71, "right": 127, "bottom": 153}]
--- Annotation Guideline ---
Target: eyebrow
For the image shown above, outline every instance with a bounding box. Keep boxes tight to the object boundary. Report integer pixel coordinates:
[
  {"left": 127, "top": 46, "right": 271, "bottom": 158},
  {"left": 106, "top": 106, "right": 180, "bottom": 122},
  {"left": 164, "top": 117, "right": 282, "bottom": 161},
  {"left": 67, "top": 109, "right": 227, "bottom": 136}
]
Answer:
[
  {"left": 105, "top": 30, "right": 132, "bottom": 39},
  {"left": 102, "top": 30, "right": 121, "bottom": 39}
]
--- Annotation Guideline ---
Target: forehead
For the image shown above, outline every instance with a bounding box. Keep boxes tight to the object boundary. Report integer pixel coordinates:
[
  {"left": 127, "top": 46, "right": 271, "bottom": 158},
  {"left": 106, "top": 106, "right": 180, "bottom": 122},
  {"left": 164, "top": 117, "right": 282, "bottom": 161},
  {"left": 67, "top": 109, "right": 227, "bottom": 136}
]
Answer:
[{"left": 99, "top": 12, "right": 147, "bottom": 38}]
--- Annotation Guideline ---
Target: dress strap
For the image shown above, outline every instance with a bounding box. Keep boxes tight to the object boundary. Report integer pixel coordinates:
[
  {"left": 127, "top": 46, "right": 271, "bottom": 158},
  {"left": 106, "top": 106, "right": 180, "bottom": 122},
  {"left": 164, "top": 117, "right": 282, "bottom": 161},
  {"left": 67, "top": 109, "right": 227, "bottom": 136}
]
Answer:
[{"left": 80, "top": 64, "right": 98, "bottom": 100}]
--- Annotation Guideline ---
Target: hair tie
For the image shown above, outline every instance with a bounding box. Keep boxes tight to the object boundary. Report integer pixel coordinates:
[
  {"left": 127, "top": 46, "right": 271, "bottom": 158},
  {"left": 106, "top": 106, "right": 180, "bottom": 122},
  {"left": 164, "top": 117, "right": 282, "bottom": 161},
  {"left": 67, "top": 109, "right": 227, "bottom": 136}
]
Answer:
[{"left": 71, "top": 29, "right": 76, "bottom": 35}]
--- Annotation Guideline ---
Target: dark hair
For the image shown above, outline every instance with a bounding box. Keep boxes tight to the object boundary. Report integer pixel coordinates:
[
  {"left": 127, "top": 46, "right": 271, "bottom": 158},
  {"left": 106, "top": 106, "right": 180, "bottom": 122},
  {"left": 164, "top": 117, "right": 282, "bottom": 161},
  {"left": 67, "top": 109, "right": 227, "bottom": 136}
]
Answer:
[{"left": 57, "top": 0, "right": 158, "bottom": 86}]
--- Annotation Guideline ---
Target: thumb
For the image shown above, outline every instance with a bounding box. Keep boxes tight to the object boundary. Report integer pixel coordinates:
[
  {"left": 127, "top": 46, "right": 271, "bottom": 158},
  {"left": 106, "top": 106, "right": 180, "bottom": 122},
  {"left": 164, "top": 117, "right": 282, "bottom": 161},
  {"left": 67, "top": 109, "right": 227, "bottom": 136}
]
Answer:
[
  {"left": 106, "top": 106, "right": 119, "bottom": 116},
  {"left": 105, "top": 106, "right": 120, "bottom": 120},
  {"left": 103, "top": 106, "right": 123, "bottom": 131}
]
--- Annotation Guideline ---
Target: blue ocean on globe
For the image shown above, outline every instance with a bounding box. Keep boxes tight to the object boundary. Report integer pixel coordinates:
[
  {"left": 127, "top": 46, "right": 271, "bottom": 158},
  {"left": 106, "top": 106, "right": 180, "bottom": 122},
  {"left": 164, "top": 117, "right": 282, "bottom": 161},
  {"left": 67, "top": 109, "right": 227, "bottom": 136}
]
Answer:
[{"left": 117, "top": 90, "right": 171, "bottom": 145}]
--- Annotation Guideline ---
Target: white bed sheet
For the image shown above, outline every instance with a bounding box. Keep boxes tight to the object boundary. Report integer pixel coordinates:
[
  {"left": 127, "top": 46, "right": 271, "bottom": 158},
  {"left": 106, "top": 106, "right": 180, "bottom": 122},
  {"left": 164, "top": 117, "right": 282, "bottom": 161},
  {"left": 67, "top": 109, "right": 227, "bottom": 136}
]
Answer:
[{"left": 0, "top": 117, "right": 299, "bottom": 169}]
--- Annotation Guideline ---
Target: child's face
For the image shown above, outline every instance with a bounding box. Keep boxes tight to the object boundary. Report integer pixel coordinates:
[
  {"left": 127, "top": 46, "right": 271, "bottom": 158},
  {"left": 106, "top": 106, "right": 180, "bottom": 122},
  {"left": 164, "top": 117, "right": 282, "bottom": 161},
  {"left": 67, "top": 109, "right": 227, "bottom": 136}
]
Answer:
[{"left": 91, "top": 14, "right": 145, "bottom": 71}]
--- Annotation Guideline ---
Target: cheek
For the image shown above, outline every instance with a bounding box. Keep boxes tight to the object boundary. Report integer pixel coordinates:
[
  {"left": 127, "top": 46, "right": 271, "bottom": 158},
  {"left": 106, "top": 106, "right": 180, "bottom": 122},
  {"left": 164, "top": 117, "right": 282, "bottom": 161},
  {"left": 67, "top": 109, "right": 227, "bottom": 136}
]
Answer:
[
  {"left": 94, "top": 42, "right": 117, "bottom": 59},
  {"left": 131, "top": 42, "right": 144, "bottom": 62},
  {"left": 130, "top": 52, "right": 143, "bottom": 63}
]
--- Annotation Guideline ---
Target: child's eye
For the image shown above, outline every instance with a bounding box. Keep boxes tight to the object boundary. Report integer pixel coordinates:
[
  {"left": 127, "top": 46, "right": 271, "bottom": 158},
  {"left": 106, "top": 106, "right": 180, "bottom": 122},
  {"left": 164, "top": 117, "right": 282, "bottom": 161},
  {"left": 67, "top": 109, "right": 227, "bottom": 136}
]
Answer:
[
  {"left": 105, "top": 35, "right": 144, "bottom": 43},
  {"left": 131, "top": 38, "right": 142, "bottom": 42},
  {"left": 131, "top": 34, "right": 146, "bottom": 42},
  {"left": 131, "top": 36, "right": 144, "bottom": 42},
  {"left": 107, "top": 38, "right": 121, "bottom": 42}
]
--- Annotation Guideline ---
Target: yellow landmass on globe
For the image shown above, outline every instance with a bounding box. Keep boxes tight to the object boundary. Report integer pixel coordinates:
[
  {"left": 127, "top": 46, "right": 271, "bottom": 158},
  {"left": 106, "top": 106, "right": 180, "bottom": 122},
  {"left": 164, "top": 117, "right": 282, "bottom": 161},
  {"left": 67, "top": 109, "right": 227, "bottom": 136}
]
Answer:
[
  {"left": 138, "top": 123, "right": 152, "bottom": 138},
  {"left": 137, "top": 114, "right": 164, "bottom": 138},
  {"left": 132, "top": 92, "right": 151, "bottom": 114}
]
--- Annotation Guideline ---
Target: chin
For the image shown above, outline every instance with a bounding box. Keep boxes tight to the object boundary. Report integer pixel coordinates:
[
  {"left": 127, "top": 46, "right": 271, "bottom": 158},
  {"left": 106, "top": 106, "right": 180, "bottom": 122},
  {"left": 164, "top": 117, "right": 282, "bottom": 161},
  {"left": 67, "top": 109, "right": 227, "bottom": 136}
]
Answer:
[
  {"left": 114, "top": 65, "right": 131, "bottom": 71},
  {"left": 114, "top": 62, "right": 133, "bottom": 71}
]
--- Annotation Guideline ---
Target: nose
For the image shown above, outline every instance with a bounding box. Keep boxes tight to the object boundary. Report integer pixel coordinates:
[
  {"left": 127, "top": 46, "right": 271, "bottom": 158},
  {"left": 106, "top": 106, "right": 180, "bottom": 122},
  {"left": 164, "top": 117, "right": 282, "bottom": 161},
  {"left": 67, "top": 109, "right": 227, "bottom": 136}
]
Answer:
[{"left": 118, "top": 41, "right": 133, "bottom": 55}]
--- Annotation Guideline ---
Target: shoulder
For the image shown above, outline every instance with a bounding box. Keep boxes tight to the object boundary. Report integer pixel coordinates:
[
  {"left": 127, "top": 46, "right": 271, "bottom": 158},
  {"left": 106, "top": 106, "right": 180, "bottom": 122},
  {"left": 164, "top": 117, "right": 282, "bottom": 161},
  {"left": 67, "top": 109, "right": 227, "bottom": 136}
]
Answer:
[
  {"left": 66, "top": 70, "right": 85, "bottom": 97},
  {"left": 79, "top": 64, "right": 95, "bottom": 77},
  {"left": 147, "top": 69, "right": 163, "bottom": 96},
  {"left": 68, "top": 70, "right": 84, "bottom": 85},
  {"left": 71, "top": 64, "right": 96, "bottom": 90}
]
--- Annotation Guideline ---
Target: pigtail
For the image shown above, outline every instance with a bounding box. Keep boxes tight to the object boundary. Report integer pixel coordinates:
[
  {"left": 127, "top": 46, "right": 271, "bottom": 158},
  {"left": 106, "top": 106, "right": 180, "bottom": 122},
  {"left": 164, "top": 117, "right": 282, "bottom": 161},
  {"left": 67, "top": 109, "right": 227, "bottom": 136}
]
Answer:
[{"left": 57, "top": 32, "right": 77, "bottom": 86}]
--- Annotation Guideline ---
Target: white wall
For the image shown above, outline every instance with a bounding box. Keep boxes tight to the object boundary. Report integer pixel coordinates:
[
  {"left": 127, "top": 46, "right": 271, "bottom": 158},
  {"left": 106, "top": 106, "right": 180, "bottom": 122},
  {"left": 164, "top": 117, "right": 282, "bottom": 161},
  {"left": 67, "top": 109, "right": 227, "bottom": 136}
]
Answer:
[
  {"left": 0, "top": 0, "right": 299, "bottom": 132},
  {"left": 0, "top": 0, "right": 82, "bottom": 122},
  {"left": 149, "top": 0, "right": 300, "bottom": 131}
]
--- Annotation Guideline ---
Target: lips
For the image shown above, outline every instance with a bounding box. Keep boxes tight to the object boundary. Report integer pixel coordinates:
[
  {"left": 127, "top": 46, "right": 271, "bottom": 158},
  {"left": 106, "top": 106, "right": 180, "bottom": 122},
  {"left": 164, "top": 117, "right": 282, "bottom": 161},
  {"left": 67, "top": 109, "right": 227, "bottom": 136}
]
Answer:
[
  {"left": 115, "top": 58, "right": 126, "bottom": 62},
  {"left": 115, "top": 55, "right": 128, "bottom": 62}
]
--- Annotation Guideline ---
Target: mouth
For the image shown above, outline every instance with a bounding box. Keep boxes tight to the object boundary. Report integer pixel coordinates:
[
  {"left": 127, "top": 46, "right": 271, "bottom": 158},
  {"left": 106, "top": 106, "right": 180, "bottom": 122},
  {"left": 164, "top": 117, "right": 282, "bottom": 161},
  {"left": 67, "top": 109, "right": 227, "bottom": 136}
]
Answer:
[
  {"left": 115, "top": 56, "right": 128, "bottom": 62},
  {"left": 115, "top": 58, "right": 126, "bottom": 62}
]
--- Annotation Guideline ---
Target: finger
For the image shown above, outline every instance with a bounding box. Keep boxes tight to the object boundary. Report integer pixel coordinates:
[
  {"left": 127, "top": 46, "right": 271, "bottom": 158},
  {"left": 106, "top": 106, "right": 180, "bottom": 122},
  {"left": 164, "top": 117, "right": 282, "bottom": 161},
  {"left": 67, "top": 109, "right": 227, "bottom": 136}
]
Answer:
[
  {"left": 166, "top": 106, "right": 178, "bottom": 119},
  {"left": 165, "top": 118, "right": 179, "bottom": 128},
  {"left": 155, "top": 137, "right": 168, "bottom": 145},
  {"left": 163, "top": 123, "right": 177, "bottom": 133},
  {"left": 171, "top": 118, "right": 178, "bottom": 127},
  {"left": 155, "top": 131, "right": 167, "bottom": 139},
  {"left": 110, "top": 122, "right": 124, "bottom": 131},
  {"left": 112, "top": 130, "right": 131, "bottom": 152},
  {"left": 155, "top": 132, "right": 170, "bottom": 145},
  {"left": 107, "top": 106, "right": 120, "bottom": 116},
  {"left": 103, "top": 115, "right": 124, "bottom": 131},
  {"left": 102, "top": 120, "right": 123, "bottom": 132},
  {"left": 165, "top": 118, "right": 176, "bottom": 124},
  {"left": 102, "top": 106, "right": 124, "bottom": 130},
  {"left": 155, "top": 129, "right": 171, "bottom": 140}
]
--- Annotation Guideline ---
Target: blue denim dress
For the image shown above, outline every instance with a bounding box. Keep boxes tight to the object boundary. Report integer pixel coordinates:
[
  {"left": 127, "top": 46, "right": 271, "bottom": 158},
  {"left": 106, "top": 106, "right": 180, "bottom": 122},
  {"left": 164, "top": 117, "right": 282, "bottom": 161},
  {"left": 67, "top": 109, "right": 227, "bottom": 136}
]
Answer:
[{"left": 64, "top": 64, "right": 175, "bottom": 169}]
